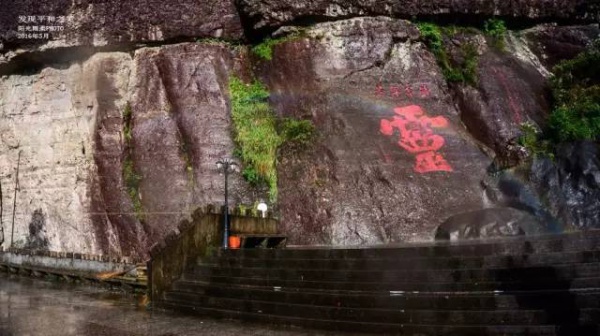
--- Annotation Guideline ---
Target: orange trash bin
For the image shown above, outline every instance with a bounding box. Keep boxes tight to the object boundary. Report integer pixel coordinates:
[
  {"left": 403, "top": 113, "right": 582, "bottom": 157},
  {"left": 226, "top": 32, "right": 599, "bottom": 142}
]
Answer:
[{"left": 229, "top": 236, "right": 241, "bottom": 249}]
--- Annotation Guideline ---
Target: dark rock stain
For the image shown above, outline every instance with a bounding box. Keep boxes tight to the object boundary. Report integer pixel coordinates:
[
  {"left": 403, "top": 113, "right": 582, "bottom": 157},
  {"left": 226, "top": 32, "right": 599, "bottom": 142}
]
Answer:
[
  {"left": 89, "top": 57, "right": 148, "bottom": 258},
  {"left": 25, "top": 209, "right": 49, "bottom": 250}
]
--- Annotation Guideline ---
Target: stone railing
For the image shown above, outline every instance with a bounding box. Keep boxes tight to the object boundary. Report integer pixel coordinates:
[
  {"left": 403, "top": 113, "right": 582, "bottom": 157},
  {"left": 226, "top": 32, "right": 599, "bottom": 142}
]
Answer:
[
  {"left": 0, "top": 247, "right": 143, "bottom": 290},
  {"left": 0, "top": 246, "right": 141, "bottom": 264},
  {"left": 148, "top": 204, "right": 279, "bottom": 302}
]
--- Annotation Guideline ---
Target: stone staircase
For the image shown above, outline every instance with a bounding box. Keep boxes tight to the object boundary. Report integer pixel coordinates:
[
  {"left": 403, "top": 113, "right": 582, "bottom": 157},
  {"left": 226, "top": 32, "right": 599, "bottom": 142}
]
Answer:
[{"left": 156, "top": 231, "right": 600, "bottom": 335}]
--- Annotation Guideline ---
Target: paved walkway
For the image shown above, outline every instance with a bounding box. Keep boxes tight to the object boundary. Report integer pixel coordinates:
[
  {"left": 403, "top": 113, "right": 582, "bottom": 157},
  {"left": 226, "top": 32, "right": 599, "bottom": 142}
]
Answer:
[{"left": 0, "top": 275, "right": 345, "bottom": 336}]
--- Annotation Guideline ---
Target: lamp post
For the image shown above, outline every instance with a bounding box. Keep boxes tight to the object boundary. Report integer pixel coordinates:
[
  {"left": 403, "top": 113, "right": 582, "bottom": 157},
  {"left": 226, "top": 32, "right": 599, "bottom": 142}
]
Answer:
[{"left": 216, "top": 158, "right": 238, "bottom": 249}]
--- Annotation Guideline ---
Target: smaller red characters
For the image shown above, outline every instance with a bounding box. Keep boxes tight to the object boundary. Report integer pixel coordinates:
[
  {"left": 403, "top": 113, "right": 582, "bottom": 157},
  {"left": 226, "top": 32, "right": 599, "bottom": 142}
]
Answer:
[
  {"left": 419, "top": 84, "right": 431, "bottom": 98},
  {"left": 405, "top": 85, "right": 414, "bottom": 98},
  {"left": 374, "top": 83, "right": 432, "bottom": 100},
  {"left": 375, "top": 83, "right": 385, "bottom": 97},
  {"left": 389, "top": 85, "right": 402, "bottom": 98}
]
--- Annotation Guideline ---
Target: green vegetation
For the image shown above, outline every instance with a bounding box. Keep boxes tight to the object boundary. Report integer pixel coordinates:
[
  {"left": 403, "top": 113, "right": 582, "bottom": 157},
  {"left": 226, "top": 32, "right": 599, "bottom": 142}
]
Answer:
[
  {"left": 518, "top": 122, "right": 553, "bottom": 158},
  {"left": 279, "top": 118, "right": 316, "bottom": 148},
  {"left": 179, "top": 136, "right": 194, "bottom": 184},
  {"left": 196, "top": 37, "right": 241, "bottom": 48},
  {"left": 229, "top": 76, "right": 280, "bottom": 200},
  {"left": 252, "top": 33, "right": 305, "bottom": 60},
  {"left": 444, "top": 25, "right": 480, "bottom": 37},
  {"left": 458, "top": 43, "right": 479, "bottom": 85},
  {"left": 483, "top": 18, "right": 508, "bottom": 50},
  {"left": 123, "top": 103, "right": 133, "bottom": 142},
  {"left": 196, "top": 37, "right": 226, "bottom": 45},
  {"left": 517, "top": 40, "right": 599, "bottom": 155},
  {"left": 417, "top": 23, "right": 479, "bottom": 86},
  {"left": 228, "top": 76, "right": 316, "bottom": 201},
  {"left": 417, "top": 23, "right": 443, "bottom": 51},
  {"left": 548, "top": 39, "right": 600, "bottom": 143},
  {"left": 123, "top": 158, "right": 144, "bottom": 220},
  {"left": 236, "top": 203, "right": 260, "bottom": 216},
  {"left": 122, "top": 102, "right": 144, "bottom": 221},
  {"left": 252, "top": 38, "right": 280, "bottom": 60}
]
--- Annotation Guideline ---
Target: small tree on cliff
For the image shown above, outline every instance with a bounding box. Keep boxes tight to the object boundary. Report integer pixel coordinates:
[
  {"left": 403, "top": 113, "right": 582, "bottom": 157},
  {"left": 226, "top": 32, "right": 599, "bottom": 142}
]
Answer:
[{"left": 548, "top": 39, "right": 600, "bottom": 142}]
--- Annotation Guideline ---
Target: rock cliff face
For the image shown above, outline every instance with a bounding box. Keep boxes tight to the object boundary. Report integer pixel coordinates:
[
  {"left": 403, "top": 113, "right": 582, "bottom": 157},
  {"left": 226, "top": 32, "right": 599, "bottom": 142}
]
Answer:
[
  {"left": 238, "top": 0, "right": 599, "bottom": 29},
  {"left": 0, "top": 0, "right": 243, "bottom": 75},
  {"left": 263, "top": 18, "right": 490, "bottom": 244},
  {"left": 0, "top": 53, "right": 123, "bottom": 253},
  {"left": 0, "top": 1, "right": 598, "bottom": 256},
  {"left": 0, "top": 43, "right": 256, "bottom": 257},
  {"left": 0, "top": 0, "right": 243, "bottom": 48}
]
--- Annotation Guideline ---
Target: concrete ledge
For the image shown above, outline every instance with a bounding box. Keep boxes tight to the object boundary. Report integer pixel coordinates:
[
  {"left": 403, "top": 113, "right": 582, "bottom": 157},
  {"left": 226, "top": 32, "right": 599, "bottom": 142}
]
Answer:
[
  {"left": 0, "top": 250, "right": 146, "bottom": 292},
  {"left": 0, "top": 251, "right": 136, "bottom": 275},
  {"left": 0, "top": 247, "right": 141, "bottom": 264}
]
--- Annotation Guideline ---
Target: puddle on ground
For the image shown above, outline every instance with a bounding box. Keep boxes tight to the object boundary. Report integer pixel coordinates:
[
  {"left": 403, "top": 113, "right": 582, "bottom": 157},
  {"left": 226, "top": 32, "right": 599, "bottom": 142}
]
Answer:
[{"left": 0, "top": 275, "right": 358, "bottom": 336}]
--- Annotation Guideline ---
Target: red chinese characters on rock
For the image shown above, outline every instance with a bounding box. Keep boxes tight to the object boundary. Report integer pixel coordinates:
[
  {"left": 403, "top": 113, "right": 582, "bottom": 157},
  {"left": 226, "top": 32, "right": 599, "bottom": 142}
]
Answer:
[
  {"left": 375, "top": 83, "right": 431, "bottom": 99},
  {"left": 380, "top": 105, "right": 453, "bottom": 173}
]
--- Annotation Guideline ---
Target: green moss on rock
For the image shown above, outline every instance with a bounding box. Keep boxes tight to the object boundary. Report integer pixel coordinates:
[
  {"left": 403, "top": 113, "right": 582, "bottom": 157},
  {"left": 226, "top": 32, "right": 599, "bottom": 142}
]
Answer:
[
  {"left": 417, "top": 22, "right": 479, "bottom": 86},
  {"left": 228, "top": 76, "right": 316, "bottom": 201}
]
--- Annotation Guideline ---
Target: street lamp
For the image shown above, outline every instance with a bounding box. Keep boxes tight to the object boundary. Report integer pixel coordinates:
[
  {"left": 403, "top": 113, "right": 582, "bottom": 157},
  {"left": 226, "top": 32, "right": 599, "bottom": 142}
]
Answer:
[{"left": 216, "top": 158, "right": 239, "bottom": 249}]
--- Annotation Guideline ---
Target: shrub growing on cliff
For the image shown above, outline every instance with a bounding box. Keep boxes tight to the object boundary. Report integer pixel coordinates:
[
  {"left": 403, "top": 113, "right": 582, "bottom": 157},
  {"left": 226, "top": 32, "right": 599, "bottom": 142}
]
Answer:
[
  {"left": 548, "top": 39, "right": 600, "bottom": 142},
  {"left": 461, "top": 43, "right": 479, "bottom": 85},
  {"left": 417, "top": 23, "right": 479, "bottom": 86},
  {"left": 252, "top": 32, "right": 305, "bottom": 60},
  {"left": 252, "top": 38, "right": 279, "bottom": 60},
  {"left": 123, "top": 157, "right": 144, "bottom": 220},
  {"left": 418, "top": 23, "right": 443, "bottom": 52},
  {"left": 122, "top": 102, "right": 144, "bottom": 221},
  {"left": 518, "top": 122, "right": 553, "bottom": 158},
  {"left": 123, "top": 103, "right": 133, "bottom": 142},
  {"left": 279, "top": 118, "right": 316, "bottom": 148},
  {"left": 483, "top": 18, "right": 507, "bottom": 50}
]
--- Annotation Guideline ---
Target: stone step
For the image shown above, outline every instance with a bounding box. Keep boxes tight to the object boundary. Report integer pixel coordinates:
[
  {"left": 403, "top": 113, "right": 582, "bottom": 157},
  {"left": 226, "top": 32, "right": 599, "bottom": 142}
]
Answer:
[
  {"left": 161, "top": 293, "right": 600, "bottom": 325},
  {"left": 190, "top": 262, "right": 600, "bottom": 284},
  {"left": 166, "top": 282, "right": 600, "bottom": 311},
  {"left": 217, "top": 231, "right": 600, "bottom": 260},
  {"left": 157, "top": 299, "right": 599, "bottom": 335},
  {"left": 177, "top": 274, "right": 600, "bottom": 292},
  {"left": 207, "top": 250, "right": 600, "bottom": 271}
]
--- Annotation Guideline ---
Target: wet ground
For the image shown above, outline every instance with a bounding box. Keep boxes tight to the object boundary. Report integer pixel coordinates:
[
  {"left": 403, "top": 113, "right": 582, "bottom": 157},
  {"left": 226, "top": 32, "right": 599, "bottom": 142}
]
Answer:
[{"left": 0, "top": 275, "right": 344, "bottom": 336}]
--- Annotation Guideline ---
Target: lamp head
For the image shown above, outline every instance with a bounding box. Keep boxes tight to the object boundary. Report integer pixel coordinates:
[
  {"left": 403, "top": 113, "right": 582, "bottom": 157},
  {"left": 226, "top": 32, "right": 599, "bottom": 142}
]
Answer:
[{"left": 257, "top": 202, "right": 268, "bottom": 212}]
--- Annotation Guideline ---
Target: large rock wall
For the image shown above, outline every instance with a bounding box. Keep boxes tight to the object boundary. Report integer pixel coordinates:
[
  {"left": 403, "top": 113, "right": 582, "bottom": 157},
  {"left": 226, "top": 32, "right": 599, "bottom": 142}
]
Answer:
[
  {"left": 0, "top": 52, "right": 128, "bottom": 254},
  {"left": 454, "top": 31, "right": 553, "bottom": 164},
  {"left": 260, "top": 17, "right": 598, "bottom": 244},
  {"left": 263, "top": 18, "right": 491, "bottom": 244},
  {"left": 0, "top": 1, "right": 598, "bottom": 253},
  {"left": 126, "top": 43, "right": 256, "bottom": 249},
  {"left": 0, "top": 43, "right": 256, "bottom": 257},
  {"left": 0, "top": 0, "right": 243, "bottom": 48},
  {"left": 0, "top": 0, "right": 244, "bottom": 75}
]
